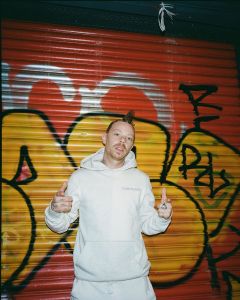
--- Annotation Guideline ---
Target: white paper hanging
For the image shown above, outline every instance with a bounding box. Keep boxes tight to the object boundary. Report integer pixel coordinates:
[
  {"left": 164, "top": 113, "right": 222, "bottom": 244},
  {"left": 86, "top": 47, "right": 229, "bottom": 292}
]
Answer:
[{"left": 158, "top": 2, "right": 175, "bottom": 32}]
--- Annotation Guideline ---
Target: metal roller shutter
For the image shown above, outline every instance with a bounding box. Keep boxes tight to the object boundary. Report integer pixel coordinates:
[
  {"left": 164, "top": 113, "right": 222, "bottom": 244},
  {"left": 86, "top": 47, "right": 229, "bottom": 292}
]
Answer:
[{"left": 2, "top": 19, "right": 240, "bottom": 300}]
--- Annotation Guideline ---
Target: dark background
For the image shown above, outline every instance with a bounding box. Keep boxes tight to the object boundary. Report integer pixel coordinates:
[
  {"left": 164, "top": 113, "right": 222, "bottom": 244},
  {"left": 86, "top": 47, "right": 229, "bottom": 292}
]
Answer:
[{"left": 2, "top": 1, "right": 240, "bottom": 43}]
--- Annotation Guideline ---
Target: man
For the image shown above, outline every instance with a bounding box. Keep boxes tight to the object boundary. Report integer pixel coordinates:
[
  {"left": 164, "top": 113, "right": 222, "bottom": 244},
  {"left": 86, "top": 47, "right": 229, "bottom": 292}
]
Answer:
[{"left": 45, "top": 112, "right": 172, "bottom": 300}]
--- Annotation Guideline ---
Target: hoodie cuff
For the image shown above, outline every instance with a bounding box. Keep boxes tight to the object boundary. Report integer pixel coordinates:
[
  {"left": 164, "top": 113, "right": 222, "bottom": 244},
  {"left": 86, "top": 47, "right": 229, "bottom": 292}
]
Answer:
[
  {"left": 159, "top": 215, "right": 171, "bottom": 222},
  {"left": 155, "top": 215, "right": 171, "bottom": 227},
  {"left": 45, "top": 204, "right": 63, "bottom": 219}
]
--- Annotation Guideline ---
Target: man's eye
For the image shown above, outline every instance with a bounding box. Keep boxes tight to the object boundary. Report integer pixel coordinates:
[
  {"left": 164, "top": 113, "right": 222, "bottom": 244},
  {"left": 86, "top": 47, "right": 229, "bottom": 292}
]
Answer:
[
  {"left": 128, "top": 137, "right": 133, "bottom": 142},
  {"left": 114, "top": 132, "right": 119, "bottom": 136}
]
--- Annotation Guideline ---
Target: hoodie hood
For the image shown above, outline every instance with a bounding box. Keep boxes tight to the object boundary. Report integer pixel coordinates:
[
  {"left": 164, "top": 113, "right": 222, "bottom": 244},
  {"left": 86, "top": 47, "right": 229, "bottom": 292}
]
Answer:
[{"left": 80, "top": 147, "right": 137, "bottom": 171}]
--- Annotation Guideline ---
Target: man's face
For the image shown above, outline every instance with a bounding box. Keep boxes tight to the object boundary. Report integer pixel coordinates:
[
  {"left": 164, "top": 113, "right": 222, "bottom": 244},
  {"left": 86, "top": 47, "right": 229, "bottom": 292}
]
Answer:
[{"left": 102, "top": 121, "right": 135, "bottom": 163}]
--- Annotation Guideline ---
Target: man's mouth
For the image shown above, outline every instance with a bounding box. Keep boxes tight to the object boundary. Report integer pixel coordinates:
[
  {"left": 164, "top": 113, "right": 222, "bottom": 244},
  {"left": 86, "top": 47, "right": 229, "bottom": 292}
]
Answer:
[{"left": 115, "top": 144, "right": 125, "bottom": 153}]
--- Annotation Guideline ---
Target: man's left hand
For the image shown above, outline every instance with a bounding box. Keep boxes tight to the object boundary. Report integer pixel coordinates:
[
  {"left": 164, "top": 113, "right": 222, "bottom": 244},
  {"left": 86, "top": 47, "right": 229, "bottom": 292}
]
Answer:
[{"left": 158, "top": 187, "right": 172, "bottom": 220}]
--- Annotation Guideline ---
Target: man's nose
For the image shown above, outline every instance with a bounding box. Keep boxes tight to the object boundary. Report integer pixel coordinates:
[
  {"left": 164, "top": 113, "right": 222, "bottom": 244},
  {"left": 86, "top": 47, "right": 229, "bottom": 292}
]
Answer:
[{"left": 120, "top": 136, "right": 126, "bottom": 143}]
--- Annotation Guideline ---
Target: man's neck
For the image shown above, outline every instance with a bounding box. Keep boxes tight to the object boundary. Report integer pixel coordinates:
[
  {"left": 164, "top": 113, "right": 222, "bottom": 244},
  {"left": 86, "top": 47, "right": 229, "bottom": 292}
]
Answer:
[{"left": 102, "top": 156, "right": 124, "bottom": 169}]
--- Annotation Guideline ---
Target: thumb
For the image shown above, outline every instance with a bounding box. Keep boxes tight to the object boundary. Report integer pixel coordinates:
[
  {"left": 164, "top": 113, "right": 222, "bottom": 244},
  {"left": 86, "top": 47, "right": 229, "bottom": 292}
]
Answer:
[{"left": 58, "top": 181, "right": 68, "bottom": 194}]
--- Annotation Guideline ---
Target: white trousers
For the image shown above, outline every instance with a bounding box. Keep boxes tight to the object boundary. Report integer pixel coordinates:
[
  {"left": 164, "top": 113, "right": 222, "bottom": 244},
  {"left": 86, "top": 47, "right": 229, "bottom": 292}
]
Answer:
[{"left": 71, "top": 276, "right": 156, "bottom": 300}]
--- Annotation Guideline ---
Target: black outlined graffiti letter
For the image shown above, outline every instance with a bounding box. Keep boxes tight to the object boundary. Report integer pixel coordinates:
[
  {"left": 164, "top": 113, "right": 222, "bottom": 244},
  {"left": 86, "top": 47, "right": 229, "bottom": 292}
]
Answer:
[
  {"left": 179, "top": 144, "right": 230, "bottom": 199},
  {"left": 179, "top": 84, "right": 221, "bottom": 129},
  {"left": 179, "top": 144, "right": 201, "bottom": 179}
]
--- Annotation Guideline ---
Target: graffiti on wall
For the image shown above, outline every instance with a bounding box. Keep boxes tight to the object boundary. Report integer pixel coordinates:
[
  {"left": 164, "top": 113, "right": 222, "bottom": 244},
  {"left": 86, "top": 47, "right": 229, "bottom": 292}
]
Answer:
[
  {"left": 2, "top": 71, "right": 240, "bottom": 299},
  {"left": 2, "top": 20, "right": 240, "bottom": 299}
]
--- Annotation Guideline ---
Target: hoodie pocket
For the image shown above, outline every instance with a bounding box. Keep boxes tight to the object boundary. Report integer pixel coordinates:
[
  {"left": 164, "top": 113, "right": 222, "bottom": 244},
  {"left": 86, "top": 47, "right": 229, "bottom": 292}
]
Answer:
[{"left": 75, "top": 240, "right": 149, "bottom": 281}]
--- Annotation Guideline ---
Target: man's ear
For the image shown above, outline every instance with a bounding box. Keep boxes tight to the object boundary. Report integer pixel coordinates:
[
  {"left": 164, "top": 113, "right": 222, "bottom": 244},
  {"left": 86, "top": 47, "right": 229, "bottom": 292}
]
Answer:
[{"left": 102, "top": 133, "right": 107, "bottom": 145}]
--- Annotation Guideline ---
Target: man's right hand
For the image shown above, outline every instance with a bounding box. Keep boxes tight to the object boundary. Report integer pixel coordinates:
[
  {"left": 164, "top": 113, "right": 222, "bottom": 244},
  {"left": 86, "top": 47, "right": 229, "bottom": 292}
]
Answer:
[{"left": 51, "top": 182, "right": 73, "bottom": 213}]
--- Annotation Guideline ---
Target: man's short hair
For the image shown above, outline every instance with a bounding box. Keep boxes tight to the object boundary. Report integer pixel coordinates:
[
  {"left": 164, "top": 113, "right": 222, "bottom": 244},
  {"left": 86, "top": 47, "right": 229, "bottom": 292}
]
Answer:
[{"left": 106, "top": 111, "right": 135, "bottom": 133}]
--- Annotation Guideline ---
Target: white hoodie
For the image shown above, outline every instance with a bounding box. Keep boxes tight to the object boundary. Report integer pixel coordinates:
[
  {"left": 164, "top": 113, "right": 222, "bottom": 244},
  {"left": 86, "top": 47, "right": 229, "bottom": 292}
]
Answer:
[{"left": 45, "top": 148, "right": 171, "bottom": 282}]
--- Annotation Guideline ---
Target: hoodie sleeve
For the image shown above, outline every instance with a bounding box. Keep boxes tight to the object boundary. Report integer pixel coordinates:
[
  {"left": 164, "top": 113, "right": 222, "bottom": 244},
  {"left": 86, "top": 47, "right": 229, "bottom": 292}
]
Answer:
[
  {"left": 45, "top": 172, "right": 81, "bottom": 234},
  {"left": 139, "top": 175, "right": 171, "bottom": 235}
]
